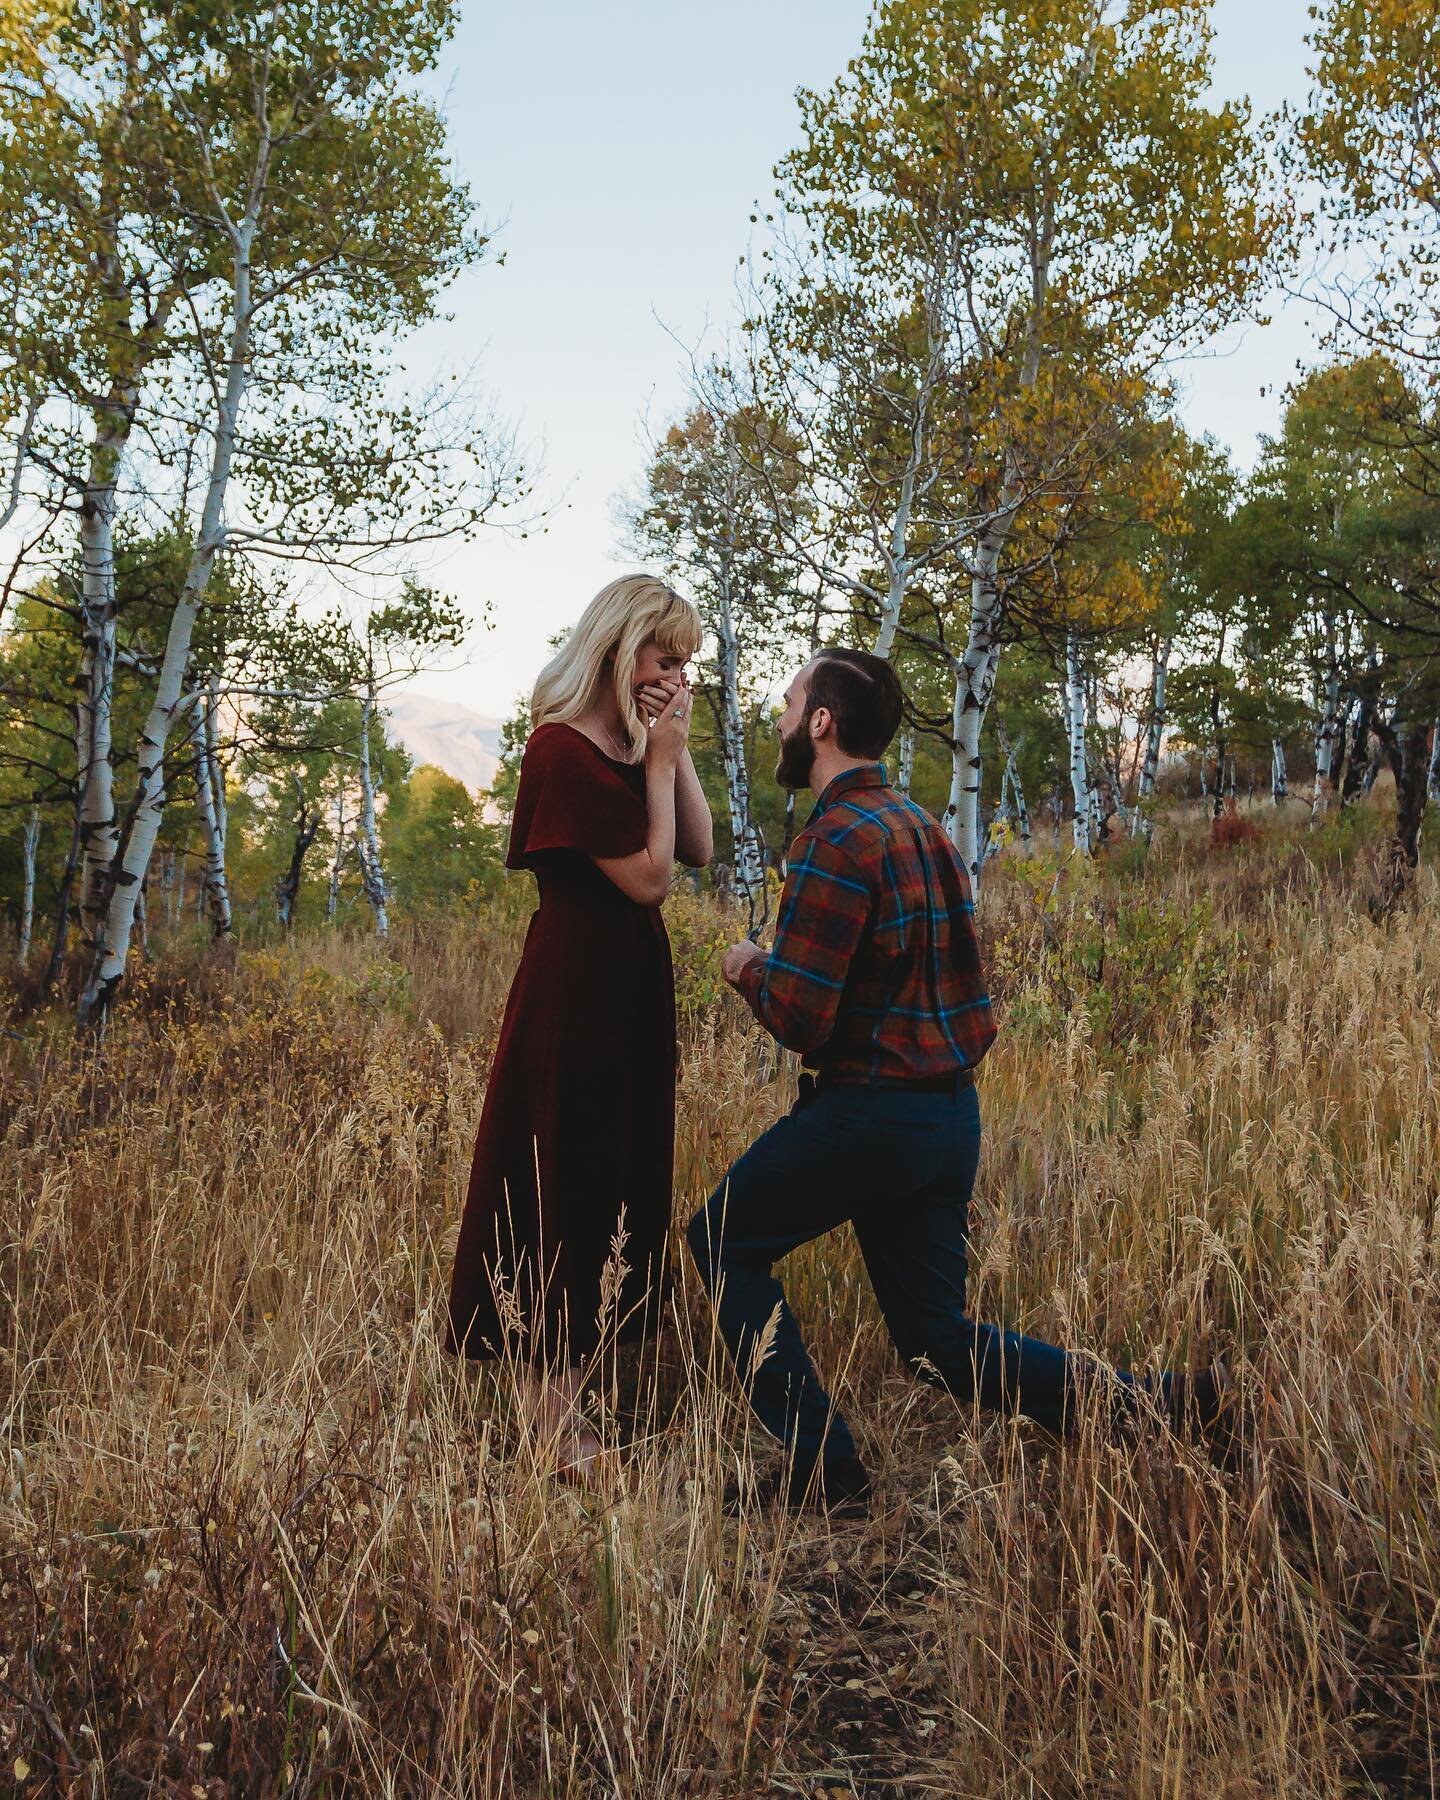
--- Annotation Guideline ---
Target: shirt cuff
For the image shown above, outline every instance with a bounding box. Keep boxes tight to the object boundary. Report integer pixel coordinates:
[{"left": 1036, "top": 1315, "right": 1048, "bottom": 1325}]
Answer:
[{"left": 735, "top": 955, "right": 767, "bottom": 1012}]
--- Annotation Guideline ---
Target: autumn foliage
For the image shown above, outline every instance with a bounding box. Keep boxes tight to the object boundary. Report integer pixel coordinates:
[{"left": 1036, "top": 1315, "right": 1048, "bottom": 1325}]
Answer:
[{"left": 1209, "top": 795, "right": 1264, "bottom": 848}]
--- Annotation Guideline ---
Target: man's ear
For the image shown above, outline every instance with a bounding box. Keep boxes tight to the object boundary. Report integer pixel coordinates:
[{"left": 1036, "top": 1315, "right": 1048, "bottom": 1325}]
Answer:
[{"left": 809, "top": 704, "right": 832, "bottom": 742}]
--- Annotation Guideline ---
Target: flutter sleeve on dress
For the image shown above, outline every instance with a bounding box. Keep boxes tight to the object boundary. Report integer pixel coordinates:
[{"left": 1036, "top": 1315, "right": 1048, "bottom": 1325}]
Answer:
[{"left": 505, "top": 723, "right": 649, "bottom": 869}]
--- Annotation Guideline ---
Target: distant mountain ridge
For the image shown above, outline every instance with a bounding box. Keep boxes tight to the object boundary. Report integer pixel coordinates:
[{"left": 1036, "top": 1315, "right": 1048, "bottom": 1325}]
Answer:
[{"left": 382, "top": 691, "right": 505, "bottom": 796}]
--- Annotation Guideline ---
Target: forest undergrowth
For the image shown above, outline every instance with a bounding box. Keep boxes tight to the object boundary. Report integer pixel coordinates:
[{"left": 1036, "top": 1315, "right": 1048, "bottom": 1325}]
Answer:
[{"left": 3, "top": 806, "right": 1438, "bottom": 1796}]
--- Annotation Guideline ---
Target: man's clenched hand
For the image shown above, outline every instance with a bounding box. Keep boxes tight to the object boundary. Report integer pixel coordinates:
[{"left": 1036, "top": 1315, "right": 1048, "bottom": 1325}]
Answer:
[{"left": 721, "top": 940, "right": 766, "bottom": 989}]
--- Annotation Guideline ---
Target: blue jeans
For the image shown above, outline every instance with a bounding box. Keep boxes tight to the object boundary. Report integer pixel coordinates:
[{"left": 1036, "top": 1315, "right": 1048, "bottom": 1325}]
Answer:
[{"left": 687, "top": 1080, "right": 1109, "bottom": 1468}]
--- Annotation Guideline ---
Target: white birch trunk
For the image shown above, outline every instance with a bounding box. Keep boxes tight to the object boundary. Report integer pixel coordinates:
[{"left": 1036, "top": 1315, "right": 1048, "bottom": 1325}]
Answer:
[
  {"left": 715, "top": 573, "right": 764, "bottom": 904},
  {"left": 356, "top": 685, "right": 390, "bottom": 937},
  {"left": 72, "top": 282, "right": 181, "bottom": 945},
  {"left": 872, "top": 528, "right": 912, "bottom": 662},
  {"left": 995, "top": 720, "right": 1031, "bottom": 851},
  {"left": 1311, "top": 613, "right": 1341, "bottom": 827},
  {"left": 871, "top": 301, "right": 941, "bottom": 661},
  {"left": 1011, "top": 756, "right": 1031, "bottom": 850},
  {"left": 1428, "top": 720, "right": 1440, "bottom": 803},
  {"left": 19, "top": 806, "right": 39, "bottom": 966},
  {"left": 897, "top": 725, "right": 915, "bottom": 797},
  {"left": 1131, "top": 635, "right": 1172, "bottom": 839},
  {"left": 946, "top": 560, "right": 1004, "bottom": 885},
  {"left": 191, "top": 695, "right": 233, "bottom": 939},
  {"left": 0, "top": 393, "right": 38, "bottom": 550},
  {"left": 78, "top": 218, "right": 257, "bottom": 1022},
  {"left": 1271, "top": 739, "right": 1287, "bottom": 804},
  {"left": 1066, "top": 635, "right": 1092, "bottom": 852},
  {"left": 204, "top": 677, "right": 228, "bottom": 863},
  {"left": 945, "top": 199, "right": 1051, "bottom": 887},
  {"left": 75, "top": 421, "right": 124, "bottom": 944}
]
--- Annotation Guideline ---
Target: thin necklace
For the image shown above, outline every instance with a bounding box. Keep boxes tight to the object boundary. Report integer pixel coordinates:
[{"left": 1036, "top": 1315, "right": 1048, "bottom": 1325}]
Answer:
[{"left": 600, "top": 719, "right": 630, "bottom": 760}]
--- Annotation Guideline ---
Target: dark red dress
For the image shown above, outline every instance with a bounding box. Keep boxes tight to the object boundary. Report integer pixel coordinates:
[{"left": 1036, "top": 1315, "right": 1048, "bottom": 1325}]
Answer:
[{"left": 444, "top": 722, "right": 676, "bottom": 1366}]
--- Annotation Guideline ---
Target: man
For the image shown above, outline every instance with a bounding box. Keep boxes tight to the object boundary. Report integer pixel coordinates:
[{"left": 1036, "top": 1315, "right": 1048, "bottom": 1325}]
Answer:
[{"left": 687, "top": 647, "right": 1223, "bottom": 1517}]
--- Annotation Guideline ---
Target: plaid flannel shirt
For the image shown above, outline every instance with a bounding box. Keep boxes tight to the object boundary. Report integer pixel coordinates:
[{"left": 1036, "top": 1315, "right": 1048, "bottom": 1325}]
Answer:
[{"left": 735, "top": 763, "right": 997, "bottom": 1081}]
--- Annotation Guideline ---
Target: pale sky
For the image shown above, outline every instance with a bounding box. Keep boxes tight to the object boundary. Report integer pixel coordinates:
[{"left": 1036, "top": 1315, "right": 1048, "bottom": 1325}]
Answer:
[{"left": 402, "top": 0, "right": 1325, "bottom": 719}]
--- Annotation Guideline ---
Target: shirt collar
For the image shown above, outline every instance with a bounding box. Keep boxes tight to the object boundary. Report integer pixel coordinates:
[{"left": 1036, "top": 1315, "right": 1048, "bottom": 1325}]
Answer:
[{"left": 808, "top": 761, "right": 888, "bottom": 824}]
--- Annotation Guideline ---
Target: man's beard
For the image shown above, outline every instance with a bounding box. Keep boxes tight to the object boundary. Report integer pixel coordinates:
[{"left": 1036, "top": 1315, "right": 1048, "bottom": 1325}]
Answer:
[{"left": 775, "top": 717, "right": 816, "bottom": 791}]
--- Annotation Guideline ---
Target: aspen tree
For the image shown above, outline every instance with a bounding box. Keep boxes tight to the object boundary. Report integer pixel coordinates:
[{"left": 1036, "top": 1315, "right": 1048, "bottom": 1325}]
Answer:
[{"left": 775, "top": 0, "right": 1281, "bottom": 881}]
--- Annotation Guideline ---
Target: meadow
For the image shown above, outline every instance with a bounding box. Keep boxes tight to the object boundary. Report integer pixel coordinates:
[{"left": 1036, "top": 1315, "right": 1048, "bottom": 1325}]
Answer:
[{"left": 2, "top": 803, "right": 1438, "bottom": 1797}]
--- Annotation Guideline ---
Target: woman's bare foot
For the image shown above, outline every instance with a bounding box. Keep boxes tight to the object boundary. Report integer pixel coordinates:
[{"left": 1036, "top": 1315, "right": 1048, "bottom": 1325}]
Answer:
[
  {"left": 515, "top": 1367, "right": 612, "bottom": 1479},
  {"left": 554, "top": 1426, "right": 608, "bottom": 1483}
]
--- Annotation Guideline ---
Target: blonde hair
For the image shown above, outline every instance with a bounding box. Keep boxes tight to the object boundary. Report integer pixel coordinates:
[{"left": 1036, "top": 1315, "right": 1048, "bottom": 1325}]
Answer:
[{"left": 531, "top": 575, "right": 703, "bottom": 763}]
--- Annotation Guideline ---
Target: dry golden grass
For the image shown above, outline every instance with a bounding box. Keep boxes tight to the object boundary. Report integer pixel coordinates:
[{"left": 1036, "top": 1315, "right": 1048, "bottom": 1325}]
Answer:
[{"left": 2, "top": 817, "right": 1438, "bottom": 1795}]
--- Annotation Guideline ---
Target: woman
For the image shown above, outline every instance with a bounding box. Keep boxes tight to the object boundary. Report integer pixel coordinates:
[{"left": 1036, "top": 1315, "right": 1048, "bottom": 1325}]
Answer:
[{"left": 445, "top": 574, "right": 711, "bottom": 1476}]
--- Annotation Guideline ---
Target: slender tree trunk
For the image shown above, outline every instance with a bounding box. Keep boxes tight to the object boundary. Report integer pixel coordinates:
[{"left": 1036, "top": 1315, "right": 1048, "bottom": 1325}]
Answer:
[
  {"left": 896, "top": 725, "right": 916, "bottom": 797},
  {"left": 1331, "top": 708, "right": 1351, "bottom": 800},
  {"left": 191, "top": 695, "right": 233, "bottom": 940},
  {"left": 204, "top": 676, "right": 228, "bottom": 864},
  {"left": 994, "top": 716, "right": 1030, "bottom": 851},
  {"left": 1065, "top": 635, "right": 1091, "bottom": 852},
  {"left": 78, "top": 217, "right": 257, "bottom": 1024},
  {"left": 1377, "top": 717, "right": 1430, "bottom": 912},
  {"left": 1207, "top": 683, "right": 1227, "bottom": 821},
  {"left": 1087, "top": 670, "right": 1119, "bottom": 841},
  {"left": 1342, "top": 684, "right": 1375, "bottom": 805},
  {"left": 947, "top": 565, "right": 1004, "bottom": 883},
  {"left": 75, "top": 418, "right": 125, "bottom": 946},
  {"left": 1010, "top": 751, "right": 1032, "bottom": 851},
  {"left": 872, "top": 532, "right": 913, "bottom": 661},
  {"left": 18, "top": 806, "right": 39, "bottom": 967},
  {"left": 1311, "top": 614, "right": 1342, "bottom": 826},
  {"left": 0, "top": 395, "right": 39, "bottom": 629},
  {"left": 1132, "top": 634, "right": 1172, "bottom": 840},
  {"left": 715, "top": 571, "right": 764, "bottom": 905},
  {"left": 355, "top": 684, "right": 390, "bottom": 937},
  {"left": 947, "top": 194, "right": 1053, "bottom": 887},
  {"left": 327, "top": 789, "right": 347, "bottom": 920},
  {"left": 871, "top": 302, "right": 943, "bottom": 660},
  {"left": 41, "top": 801, "right": 83, "bottom": 999},
  {"left": 1271, "top": 739, "right": 1287, "bottom": 804},
  {"left": 1211, "top": 739, "right": 1228, "bottom": 821},
  {"left": 277, "top": 777, "right": 320, "bottom": 932}
]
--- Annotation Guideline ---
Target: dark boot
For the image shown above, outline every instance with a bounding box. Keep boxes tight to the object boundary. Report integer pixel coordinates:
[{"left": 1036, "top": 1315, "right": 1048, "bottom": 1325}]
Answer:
[{"left": 724, "top": 1454, "right": 873, "bottom": 1520}]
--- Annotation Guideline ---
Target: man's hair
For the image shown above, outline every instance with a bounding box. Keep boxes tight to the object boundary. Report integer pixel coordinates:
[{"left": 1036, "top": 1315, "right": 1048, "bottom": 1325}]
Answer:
[{"left": 804, "top": 648, "right": 904, "bottom": 759}]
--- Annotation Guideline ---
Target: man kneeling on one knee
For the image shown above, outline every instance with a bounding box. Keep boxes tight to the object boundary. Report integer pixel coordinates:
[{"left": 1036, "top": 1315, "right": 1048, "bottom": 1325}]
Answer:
[{"left": 687, "top": 647, "right": 1226, "bottom": 1518}]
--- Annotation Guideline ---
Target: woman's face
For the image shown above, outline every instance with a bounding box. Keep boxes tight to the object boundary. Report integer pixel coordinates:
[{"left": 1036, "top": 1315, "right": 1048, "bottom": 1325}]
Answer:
[{"left": 631, "top": 637, "right": 689, "bottom": 696}]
